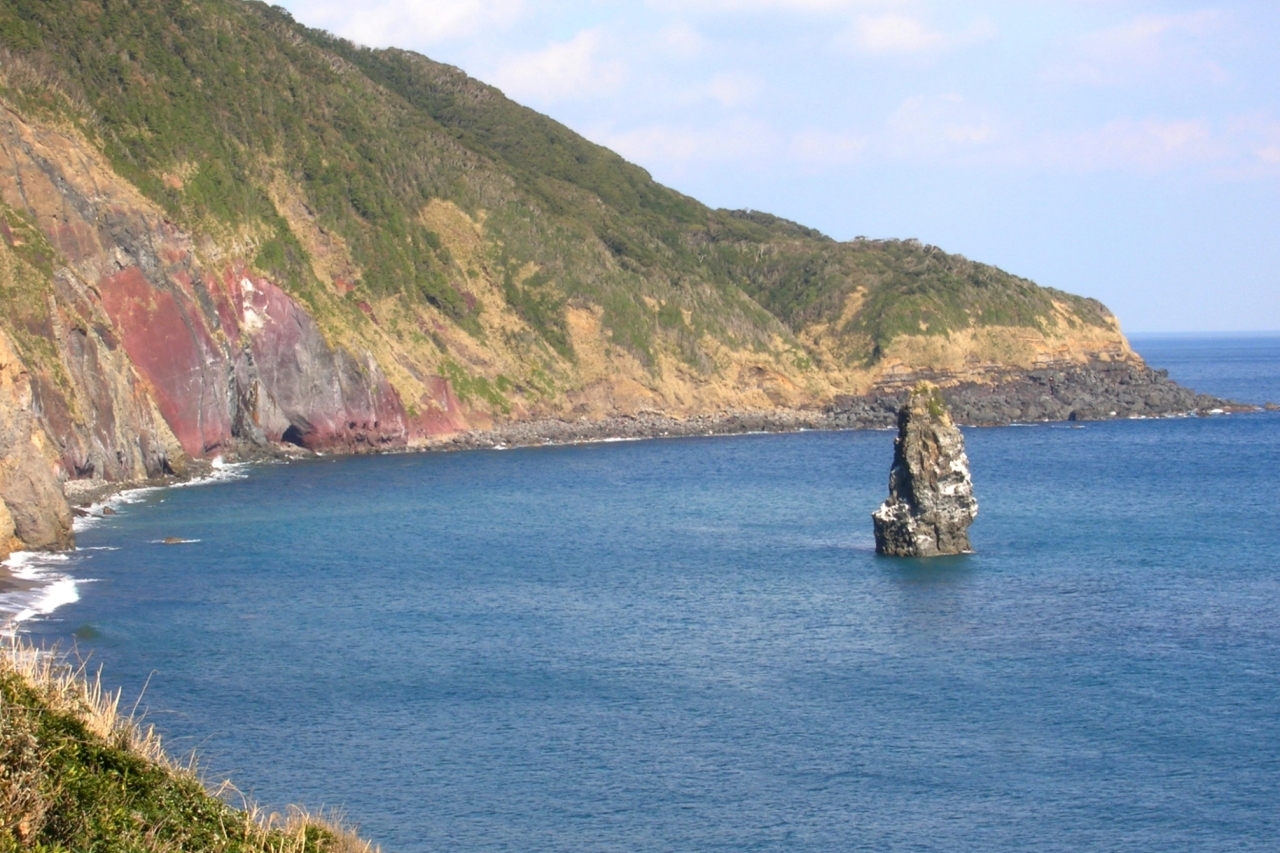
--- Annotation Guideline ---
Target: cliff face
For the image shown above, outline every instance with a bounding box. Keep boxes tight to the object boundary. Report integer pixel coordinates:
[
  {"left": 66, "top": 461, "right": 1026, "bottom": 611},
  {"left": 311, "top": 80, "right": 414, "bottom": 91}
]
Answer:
[
  {"left": 0, "top": 0, "right": 1200, "bottom": 558},
  {"left": 0, "top": 327, "right": 72, "bottom": 552},
  {"left": 0, "top": 101, "right": 433, "bottom": 555},
  {"left": 0, "top": 104, "right": 414, "bottom": 457}
]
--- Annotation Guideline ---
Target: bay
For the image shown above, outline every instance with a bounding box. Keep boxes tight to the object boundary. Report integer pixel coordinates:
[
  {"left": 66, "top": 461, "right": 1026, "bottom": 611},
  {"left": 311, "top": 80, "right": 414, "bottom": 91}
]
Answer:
[{"left": 22, "top": 336, "right": 1280, "bottom": 852}]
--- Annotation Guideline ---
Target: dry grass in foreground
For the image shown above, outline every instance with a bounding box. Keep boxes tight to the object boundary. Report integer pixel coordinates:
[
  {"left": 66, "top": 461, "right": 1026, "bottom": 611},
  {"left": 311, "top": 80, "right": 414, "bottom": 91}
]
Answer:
[{"left": 0, "top": 637, "right": 378, "bottom": 852}]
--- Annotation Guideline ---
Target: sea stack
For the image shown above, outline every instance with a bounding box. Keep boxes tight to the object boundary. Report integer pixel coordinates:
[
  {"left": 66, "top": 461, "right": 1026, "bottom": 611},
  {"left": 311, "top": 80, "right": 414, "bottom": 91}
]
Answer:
[{"left": 873, "top": 383, "right": 978, "bottom": 556}]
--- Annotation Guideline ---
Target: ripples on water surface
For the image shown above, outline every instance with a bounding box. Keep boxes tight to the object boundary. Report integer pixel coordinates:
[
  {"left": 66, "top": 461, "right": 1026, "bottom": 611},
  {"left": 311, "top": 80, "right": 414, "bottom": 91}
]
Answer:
[{"left": 19, "top": 337, "right": 1280, "bottom": 852}]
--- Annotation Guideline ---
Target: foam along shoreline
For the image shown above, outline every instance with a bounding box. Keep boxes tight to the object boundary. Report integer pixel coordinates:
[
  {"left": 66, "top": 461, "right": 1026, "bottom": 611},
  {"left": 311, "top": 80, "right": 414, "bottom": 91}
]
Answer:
[
  {"left": 13, "top": 394, "right": 1262, "bottom": 633},
  {"left": 0, "top": 551, "right": 80, "bottom": 638},
  {"left": 70, "top": 456, "right": 253, "bottom": 511},
  {"left": 2, "top": 458, "right": 254, "bottom": 635}
]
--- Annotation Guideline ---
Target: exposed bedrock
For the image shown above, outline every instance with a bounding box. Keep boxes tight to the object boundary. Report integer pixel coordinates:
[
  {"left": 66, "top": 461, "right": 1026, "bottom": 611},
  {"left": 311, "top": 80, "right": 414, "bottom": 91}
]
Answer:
[
  {"left": 0, "top": 106, "right": 423, "bottom": 466},
  {"left": 942, "top": 361, "right": 1229, "bottom": 424},
  {"left": 0, "top": 101, "right": 457, "bottom": 552},
  {"left": 438, "top": 356, "right": 1243, "bottom": 451},
  {"left": 872, "top": 384, "right": 978, "bottom": 557},
  {"left": 0, "top": 329, "right": 72, "bottom": 554},
  {"left": 829, "top": 360, "right": 1232, "bottom": 428},
  {"left": 228, "top": 270, "right": 408, "bottom": 452}
]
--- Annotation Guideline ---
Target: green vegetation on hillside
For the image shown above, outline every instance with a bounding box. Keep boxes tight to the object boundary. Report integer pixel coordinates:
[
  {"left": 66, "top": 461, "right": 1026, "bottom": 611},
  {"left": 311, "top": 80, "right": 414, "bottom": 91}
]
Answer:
[
  {"left": 0, "top": 0, "right": 1116, "bottom": 385},
  {"left": 0, "top": 204, "right": 80, "bottom": 411},
  {"left": 0, "top": 641, "right": 374, "bottom": 852},
  {"left": 717, "top": 235, "right": 1116, "bottom": 362}
]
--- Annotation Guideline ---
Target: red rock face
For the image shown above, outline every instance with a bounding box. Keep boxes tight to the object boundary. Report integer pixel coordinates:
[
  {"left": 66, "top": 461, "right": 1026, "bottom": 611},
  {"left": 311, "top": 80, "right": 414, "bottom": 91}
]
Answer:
[
  {"left": 0, "top": 101, "right": 474, "bottom": 547},
  {"left": 72, "top": 218, "right": 425, "bottom": 458},
  {"left": 219, "top": 267, "right": 410, "bottom": 452},
  {"left": 97, "top": 265, "right": 233, "bottom": 457},
  {"left": 93, "top": 254, "right": 422, "bottom": 457},
  {"left": 0, "top": 101, "right": 465, "bottom": 555}
]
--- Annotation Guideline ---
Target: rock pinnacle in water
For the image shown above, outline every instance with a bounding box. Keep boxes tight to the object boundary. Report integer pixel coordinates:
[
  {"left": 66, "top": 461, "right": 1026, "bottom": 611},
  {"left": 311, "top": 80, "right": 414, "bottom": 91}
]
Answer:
[{"left": 873, "top": 383, "right": 978, "bottom": 557}]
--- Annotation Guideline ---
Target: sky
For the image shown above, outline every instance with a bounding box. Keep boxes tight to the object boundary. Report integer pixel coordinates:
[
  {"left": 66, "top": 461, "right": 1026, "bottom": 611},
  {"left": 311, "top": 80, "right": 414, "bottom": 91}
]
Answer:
[{"left": 273, "top": 0, "right": 1280, "bottom": 333}]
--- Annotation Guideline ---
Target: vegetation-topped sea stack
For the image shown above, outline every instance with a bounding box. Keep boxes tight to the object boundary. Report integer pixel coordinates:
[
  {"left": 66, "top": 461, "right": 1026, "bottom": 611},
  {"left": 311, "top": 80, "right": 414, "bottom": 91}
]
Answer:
[{"left": 873, "top": 383, "right": 978, "bottom": 557}]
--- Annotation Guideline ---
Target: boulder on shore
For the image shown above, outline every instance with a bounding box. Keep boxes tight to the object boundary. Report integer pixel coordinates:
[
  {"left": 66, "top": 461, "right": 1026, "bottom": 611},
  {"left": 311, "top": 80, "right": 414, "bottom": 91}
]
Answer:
[{"left": 873, "top": 383, "right": 978, "bottom": 556}]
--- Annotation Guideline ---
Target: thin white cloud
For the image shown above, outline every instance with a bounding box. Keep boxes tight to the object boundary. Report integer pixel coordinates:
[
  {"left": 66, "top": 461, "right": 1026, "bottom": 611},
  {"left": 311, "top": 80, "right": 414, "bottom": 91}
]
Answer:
[
  {"left": 1046, "top": 9, "right": 1226, "bottom": 85},
  {"left": 660, "top": 23, "right": 708, "bottom": 59},
  {"left": 596, "top": 120, "right": 865, "bottom": 176},
  {"left": 704, "top": 73, "right": 759, "bottom": 107},
  {"left": 885, "top": 94, "right": 1003, "bottom": 154},
  {"left": 1035, "top": 118, "right": 1225, "bottom": 172},
  {"left": 790, "top": 129, "right": 867, "bottom": 167},
  {"left": 1217, "top": 114, "right": 1280, "bottom": 176},
  {"left": 601, "top": 120, "right": 781, "bottom": 168},
  {"left": 1087, "top": 10, "right": 1221, "bottom": 52},
  {"left": 588, "top": 106, "right": 1277, "bottom": 182},
  {"left": 648, "top": 0, "right": 895, "bottom": 13},
  {"left": 840, "top": 13, "right": 996, "bottom": 56},
  {"left": 876, "top": 95, "right": 1249, "bottom": 175},
  {"left": 294, "top": 0, "right": 524, "bottom": 47},
  {"left": 491, "top": 29, "right": 625, "bottom": 104},
  {"left": 848, "top": 14, "right": 944, "bottom": 54}
]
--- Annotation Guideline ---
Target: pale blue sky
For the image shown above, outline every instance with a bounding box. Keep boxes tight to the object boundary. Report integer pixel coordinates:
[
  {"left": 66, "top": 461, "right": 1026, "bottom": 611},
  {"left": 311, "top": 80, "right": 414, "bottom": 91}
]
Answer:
[{"left": 276, "top": 0, "right": 1280, "bottom": 332}]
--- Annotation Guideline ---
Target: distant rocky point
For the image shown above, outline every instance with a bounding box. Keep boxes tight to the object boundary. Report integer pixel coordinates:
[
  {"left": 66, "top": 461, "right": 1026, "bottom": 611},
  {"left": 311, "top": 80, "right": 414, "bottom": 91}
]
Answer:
[{"left": 873, "top": 384, "right": 978, "bottom": 557}]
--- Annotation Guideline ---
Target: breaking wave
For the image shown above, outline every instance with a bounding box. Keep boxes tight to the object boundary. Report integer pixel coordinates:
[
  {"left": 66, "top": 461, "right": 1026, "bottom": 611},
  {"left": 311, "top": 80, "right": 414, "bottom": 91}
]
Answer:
[
  {"left": 12, "top": 457, "right": 251, "bottom": 634},
  {"left": 0, "top": 551, "right": 83, "bottom": 638}
]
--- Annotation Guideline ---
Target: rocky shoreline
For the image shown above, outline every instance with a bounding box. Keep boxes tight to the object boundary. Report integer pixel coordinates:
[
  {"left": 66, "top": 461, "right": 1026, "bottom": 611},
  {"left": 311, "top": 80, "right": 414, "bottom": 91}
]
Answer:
[
  {"left": 55, "top": 362, "right": 1267, "bottom": 513},
  {"left": 429, "top": 362, "right": 1259, "bottom": 452},
  {"left": 831, "top": 360, "right": 1247, "bottom": 427}
]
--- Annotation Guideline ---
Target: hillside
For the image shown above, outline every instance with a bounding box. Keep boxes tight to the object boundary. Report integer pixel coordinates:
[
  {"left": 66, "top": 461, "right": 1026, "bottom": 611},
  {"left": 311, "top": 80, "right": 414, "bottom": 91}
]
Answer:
[
  {"left": 0, "top": 639, "right": 374, "bottom": 851},
  {"left": 0, "top": 0, "right": 1213, "bottom": 555}
]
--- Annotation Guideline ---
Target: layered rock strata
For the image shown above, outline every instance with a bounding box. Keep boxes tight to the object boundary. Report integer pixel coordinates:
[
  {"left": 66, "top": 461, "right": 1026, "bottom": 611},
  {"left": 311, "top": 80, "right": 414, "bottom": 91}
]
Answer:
[
  {"left": 0, "top": 329, "right": 72, "bottom": 553},
  {"left": 0, "top": 99, "right": 434, "bottom": 558},
  {"left": 872, "top": 384, "right": 978, "bottom": 557}
]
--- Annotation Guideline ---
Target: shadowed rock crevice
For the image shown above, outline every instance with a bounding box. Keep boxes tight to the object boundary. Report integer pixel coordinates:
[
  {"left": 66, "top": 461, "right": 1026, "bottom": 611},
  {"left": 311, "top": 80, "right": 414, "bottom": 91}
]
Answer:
[
  {"left": 873, "top": 383, "right": 978, "bottom": 557},
  {"left": 280, "top": 425, "right": 307, "bottom": 448}
]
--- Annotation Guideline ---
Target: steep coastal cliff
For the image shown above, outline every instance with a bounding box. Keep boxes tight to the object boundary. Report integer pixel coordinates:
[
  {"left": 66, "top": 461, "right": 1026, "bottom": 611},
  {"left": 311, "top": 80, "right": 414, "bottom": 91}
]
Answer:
[{"left": 0, "top": 0, "right": 1226, "bottom": 556}]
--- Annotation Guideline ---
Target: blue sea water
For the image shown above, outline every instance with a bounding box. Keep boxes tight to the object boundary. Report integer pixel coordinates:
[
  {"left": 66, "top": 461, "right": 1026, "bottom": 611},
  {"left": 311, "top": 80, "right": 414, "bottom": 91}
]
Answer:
[
  {"left": 1130, "top": 333, "right": 1280, "bottom": 405},
  {"left": 16, "top": 336, "right": 1280, "bottom": 852}
]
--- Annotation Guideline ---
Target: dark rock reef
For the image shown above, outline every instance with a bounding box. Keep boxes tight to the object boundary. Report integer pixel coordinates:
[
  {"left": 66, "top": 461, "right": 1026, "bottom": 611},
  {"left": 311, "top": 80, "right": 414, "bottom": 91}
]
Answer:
[
  {"left": 873, "top": 384, "right": 978, "bottom": 557},
  {"left": 829, "top": 360, "right": 1234, "bottom": 429}
]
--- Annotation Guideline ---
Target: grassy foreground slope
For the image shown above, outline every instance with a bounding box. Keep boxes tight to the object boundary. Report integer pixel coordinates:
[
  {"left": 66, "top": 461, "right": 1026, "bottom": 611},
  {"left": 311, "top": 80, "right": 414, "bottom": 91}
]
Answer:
[
  {"left": 0, "top": 0, "right": 1133, "bottom": 428},
  {"left": 0, "top": 640, "right": 374, "bottom": 852}
]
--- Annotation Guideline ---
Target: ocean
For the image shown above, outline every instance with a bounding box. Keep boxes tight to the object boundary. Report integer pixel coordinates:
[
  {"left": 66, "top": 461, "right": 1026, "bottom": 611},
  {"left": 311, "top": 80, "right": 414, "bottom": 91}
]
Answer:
[{"left": 9, "top": 335, "right": 1280, "bottom": 852}]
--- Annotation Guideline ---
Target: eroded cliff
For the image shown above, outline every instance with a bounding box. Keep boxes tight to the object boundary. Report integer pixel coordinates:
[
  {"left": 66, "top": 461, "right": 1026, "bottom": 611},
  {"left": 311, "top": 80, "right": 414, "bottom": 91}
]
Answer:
[{"left": 0, "top": 0, "right": 1221, "bottom": 557}]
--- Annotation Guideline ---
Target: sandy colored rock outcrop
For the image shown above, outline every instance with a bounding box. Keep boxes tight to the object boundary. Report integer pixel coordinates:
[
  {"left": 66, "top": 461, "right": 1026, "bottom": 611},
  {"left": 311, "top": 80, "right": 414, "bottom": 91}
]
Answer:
[{"left": 0, "top": 329, "right": 72, "bottom": 557}]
